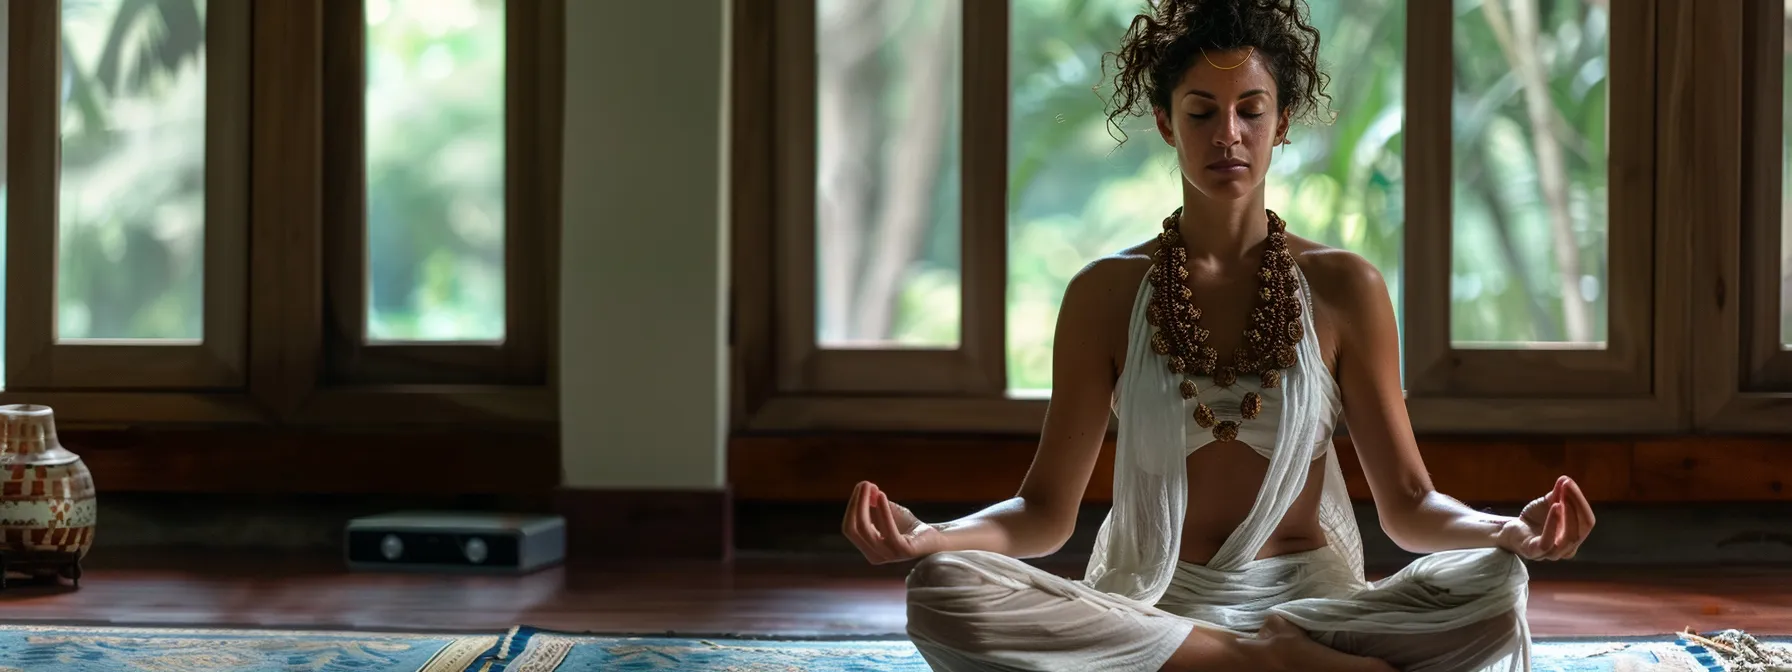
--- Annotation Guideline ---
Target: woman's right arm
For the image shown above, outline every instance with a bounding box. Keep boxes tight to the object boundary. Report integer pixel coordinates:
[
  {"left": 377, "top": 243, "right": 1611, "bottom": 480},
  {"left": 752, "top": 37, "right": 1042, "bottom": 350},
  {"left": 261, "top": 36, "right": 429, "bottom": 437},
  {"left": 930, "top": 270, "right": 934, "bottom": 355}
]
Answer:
[{"left": 844, "top": 259, "right": 1133, "bottom": 562}]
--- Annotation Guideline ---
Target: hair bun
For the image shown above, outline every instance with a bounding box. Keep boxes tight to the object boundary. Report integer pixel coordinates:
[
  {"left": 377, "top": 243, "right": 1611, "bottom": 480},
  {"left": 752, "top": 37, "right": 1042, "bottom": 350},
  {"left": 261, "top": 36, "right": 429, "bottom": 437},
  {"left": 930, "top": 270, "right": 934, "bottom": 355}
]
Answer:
[{"left": 1102, "top": 0, "right": 1332, "bottom": 144}]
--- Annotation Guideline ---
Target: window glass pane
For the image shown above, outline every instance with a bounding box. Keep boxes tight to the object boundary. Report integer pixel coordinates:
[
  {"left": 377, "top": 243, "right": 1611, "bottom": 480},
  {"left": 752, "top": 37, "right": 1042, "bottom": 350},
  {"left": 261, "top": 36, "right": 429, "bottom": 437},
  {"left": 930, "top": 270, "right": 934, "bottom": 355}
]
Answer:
[
  {"left": 366, "top": 0, "right": 506, "bottom": 342},
  {"left": 0, "top": 0, "right": 8, "bottom": 384},
  {"left": 814, "top": 0, "right": 962, "bottom": 349},
  {"left": 1782, "top": 0, "right": 1792, "bottom": 349},
  {"left": 1007, "top": 0, "right": 1406, "bottom": 394},
  {"left": 1452, "top": 0, "right": 1608, "bottom": 348},
  {"left": 58, "top": 0, "right": 206, "bottom": 341}
]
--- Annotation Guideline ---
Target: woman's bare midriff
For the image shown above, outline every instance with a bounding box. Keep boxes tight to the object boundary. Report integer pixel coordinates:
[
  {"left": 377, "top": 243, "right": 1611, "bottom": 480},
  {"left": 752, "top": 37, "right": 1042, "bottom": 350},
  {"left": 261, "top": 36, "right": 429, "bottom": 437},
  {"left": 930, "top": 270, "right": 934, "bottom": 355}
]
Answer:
[{"left": 1177, "top": 441, "right": 1332, "bottom": 565}]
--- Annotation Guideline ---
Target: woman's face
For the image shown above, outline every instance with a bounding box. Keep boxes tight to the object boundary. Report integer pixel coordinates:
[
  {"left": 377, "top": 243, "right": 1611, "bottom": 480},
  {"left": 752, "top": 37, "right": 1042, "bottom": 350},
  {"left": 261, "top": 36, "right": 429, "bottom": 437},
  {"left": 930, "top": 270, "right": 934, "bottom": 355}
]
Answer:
[{"left": 1154, "top": 47, "right": 1290, "bottom": 202}]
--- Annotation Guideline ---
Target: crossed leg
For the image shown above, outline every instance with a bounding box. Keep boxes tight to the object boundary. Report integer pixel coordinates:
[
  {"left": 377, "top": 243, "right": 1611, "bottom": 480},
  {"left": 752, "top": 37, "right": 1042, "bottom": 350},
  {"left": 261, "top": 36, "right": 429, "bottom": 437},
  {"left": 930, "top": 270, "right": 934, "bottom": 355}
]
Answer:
[{"left": 905, "top": 551, "right": 1403, "bottom": 672}]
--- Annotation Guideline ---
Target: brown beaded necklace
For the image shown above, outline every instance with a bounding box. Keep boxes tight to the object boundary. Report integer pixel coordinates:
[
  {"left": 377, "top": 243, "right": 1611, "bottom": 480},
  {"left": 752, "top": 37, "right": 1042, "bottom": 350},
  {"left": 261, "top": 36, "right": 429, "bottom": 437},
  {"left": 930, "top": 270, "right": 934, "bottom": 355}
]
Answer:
[{"left": 1146, "top": 207, "right": 1304, "bottom": 443}]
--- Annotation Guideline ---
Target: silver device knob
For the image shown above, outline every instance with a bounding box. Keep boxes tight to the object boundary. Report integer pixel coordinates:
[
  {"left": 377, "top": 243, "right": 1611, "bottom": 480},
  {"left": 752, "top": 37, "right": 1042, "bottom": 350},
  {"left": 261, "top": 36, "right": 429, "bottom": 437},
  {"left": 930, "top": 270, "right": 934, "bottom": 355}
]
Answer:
[{"left": 380, "top": 534, "right": 404, "bottom": 560}]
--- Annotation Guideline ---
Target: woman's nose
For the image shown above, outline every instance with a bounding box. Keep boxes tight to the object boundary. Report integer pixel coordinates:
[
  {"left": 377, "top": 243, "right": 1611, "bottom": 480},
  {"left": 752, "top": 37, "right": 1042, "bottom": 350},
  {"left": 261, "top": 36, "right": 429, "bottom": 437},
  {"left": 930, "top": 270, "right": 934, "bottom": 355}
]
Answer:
[{"left": 1212, "top": 112, "right": 1242, "bottom": 147}]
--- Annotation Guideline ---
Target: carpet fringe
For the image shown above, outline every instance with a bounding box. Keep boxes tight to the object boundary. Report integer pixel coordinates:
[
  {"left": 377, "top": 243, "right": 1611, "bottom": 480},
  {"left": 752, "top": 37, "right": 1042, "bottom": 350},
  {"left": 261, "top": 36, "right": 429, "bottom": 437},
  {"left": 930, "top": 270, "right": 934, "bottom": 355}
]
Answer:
[{"left": 1678, "top": 629, "right": 1792, "bottom": 672}]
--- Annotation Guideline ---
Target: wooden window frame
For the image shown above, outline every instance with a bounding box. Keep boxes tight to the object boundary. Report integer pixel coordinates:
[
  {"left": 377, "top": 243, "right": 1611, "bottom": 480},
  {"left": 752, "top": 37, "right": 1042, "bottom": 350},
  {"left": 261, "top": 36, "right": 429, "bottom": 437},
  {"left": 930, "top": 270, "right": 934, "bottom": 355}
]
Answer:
[
  {"left": 1401, "top": 0, "right": 1687, "bottom": 434},
  {"left": 5, "top": 0, "right": 250, "bottom": 392},
  {"left": 319, "top": 0, "right": 558, "bottom": 389},
  {"left": 735, "top": 0, "right": 1690, "bottom": 436},
  {"left": 1691, "top": 0, "right": 1792, "bottom": 432},
  {"left": 0, "top": 0, "right": 561, "bottom": 430},
  {"left": 765, "top": 0, "right": 1007, "bottom": 397}
]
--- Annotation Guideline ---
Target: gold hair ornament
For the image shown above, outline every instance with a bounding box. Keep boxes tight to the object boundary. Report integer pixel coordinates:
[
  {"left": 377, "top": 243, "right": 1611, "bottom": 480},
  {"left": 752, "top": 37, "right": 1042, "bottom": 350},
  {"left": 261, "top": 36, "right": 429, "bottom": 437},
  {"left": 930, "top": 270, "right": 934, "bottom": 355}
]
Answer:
[{"left": 1203, "top": 46, "right": 1253, "bottom": 71}]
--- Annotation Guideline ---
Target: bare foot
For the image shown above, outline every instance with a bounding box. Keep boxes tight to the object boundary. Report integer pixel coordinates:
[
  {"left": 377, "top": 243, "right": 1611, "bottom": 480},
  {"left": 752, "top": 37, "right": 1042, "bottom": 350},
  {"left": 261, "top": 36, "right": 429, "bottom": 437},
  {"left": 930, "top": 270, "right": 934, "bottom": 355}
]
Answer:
[{"left": 1255, "top": 615, "right": 1398, "bottom": 672}]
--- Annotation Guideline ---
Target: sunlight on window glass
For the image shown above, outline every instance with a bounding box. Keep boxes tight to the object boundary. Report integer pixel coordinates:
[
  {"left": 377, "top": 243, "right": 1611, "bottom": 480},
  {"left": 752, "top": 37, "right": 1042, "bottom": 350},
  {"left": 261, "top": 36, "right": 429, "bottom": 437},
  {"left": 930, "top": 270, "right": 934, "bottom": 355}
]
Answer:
[
  {"left": 1781, "top": 0, "right": 1792, "bottom": 349},
  {"left": 814, "top": 0, "right": 962, "bottom": 349},
  {"left": 58, "top": 0, "right": 206, "bottom": 341},
  {"left": 366, "top": 0, "right": 505, "bottom": 343},
  {"left": 1452, "top": 0, "right": 1608, "bottom": 348},
  {"left": 0, "top": 0, "right": 9, "bottom": 386},
  {"left": 1006, "top": 0, "right": 1406, "bottom": 394}
]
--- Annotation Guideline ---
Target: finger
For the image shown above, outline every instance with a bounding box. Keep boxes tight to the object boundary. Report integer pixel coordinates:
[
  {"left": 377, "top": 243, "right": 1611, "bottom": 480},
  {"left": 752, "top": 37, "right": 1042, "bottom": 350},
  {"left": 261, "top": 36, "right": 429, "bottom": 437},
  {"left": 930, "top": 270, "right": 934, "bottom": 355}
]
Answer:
[
  {"left": 863, "top": 495, "right": 900, "bottom": 564},
  {"left": 1521, "top": 508, "right": 1553, "bottom": 558},
  {"left": 1549, "top": 545, "right": 1575, "bottom": 561},
  {"left": 848, "top": 483, "right": 875, "bottom": 542},
  {"left": 843, "top": 482, "right": 864, "bottom": 532},
  {"left": 858, "top": 485, "right": 883, "bottom": 544},
  {"left": 1557, "top": 488, "right": 1581, "bottom": 556},
  {"left": 874, "top": 492, "right": 912, "bottom": 557},
  {"left": 842, "top": 484, "right": 884, "bottom": 562},
  {"left": 1553, "top": 540, "right": 1580, "bottom": 561},
  {"left": 1565, "top": 477, "right": 1597, "bottom": 532},
  {"left": 1540, "top": 502, "right": 1565, "bottom": 556},
  {"left": 844, "top": 526, "right": 885, "bottom": 563}
]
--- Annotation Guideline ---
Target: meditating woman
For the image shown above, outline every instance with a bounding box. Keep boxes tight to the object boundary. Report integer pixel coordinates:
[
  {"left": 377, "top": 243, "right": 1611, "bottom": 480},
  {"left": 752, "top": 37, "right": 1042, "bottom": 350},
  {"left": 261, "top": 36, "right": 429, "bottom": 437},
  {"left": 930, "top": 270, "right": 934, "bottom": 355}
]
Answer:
[{"left": 841, "top": 0, "right": 1595, "bottom": 670}]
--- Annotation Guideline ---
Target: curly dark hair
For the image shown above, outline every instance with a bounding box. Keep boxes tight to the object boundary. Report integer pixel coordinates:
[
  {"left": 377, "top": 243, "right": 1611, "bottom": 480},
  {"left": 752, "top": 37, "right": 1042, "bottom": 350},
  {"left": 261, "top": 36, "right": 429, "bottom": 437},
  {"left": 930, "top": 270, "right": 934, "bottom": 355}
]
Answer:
[{"left": 1102, "top": 0, "right": 1333, "bottom": 143}]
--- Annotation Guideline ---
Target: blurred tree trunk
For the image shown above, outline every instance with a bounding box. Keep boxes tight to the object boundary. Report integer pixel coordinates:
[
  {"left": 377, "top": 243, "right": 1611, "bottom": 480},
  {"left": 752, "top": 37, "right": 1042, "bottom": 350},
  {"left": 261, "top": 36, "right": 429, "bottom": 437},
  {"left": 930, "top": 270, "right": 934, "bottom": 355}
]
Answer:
[
  {"left": 851, "top": 4, "right": 955, "bottom": 341},
  {"left": 1483, "top": 0, "right": 1593, "bottom": 342},
  {"left": 815, "top": 0, "right": 884, "bottom": 342}
]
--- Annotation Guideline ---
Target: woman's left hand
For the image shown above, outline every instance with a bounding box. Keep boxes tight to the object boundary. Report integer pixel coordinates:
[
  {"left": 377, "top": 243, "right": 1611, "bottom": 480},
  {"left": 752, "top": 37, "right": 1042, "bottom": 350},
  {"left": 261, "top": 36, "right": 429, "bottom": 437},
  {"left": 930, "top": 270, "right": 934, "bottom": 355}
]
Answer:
[{"left": 1498, "top": 476, "right": 1596, "bottom": 561}]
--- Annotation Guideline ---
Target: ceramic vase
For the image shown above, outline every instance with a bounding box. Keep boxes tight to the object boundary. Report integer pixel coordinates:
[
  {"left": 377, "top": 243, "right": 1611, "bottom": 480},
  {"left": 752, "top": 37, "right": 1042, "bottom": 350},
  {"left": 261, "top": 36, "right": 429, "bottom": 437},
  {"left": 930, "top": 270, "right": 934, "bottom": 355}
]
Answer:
[{"left": 0, "top": 404, "right": 94, "bottom": 588}]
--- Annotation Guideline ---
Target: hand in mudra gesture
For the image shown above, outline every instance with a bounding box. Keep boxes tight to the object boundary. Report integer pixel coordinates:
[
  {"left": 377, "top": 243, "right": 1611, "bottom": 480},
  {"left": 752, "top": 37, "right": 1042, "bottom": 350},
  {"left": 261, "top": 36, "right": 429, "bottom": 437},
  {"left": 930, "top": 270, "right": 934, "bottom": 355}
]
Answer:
[
  {"left": 842, "top": 481, "right": 944, "bottom": 565},
  {"left": 1498, "top": 476, "right": 1596, "bottom": 561}
]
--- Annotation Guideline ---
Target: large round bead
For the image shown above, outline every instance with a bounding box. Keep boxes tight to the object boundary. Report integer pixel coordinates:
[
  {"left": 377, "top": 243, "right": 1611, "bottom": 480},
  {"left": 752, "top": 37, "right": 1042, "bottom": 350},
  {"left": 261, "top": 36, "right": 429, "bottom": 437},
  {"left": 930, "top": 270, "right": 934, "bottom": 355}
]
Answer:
[
  {"left": 1213, "top": 421, "right": 1240, "bottom": 443},
  {"left": 1241, "top": 392, "right": 1263, "bottom": 419}
]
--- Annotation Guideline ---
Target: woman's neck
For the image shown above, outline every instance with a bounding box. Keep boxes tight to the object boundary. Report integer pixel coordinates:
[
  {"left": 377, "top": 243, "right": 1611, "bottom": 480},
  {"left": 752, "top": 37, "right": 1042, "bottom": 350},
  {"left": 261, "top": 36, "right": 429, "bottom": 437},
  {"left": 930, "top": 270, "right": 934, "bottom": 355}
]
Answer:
[{"left": 1174, "top": 183, "right": 1270, "bottom": 264}]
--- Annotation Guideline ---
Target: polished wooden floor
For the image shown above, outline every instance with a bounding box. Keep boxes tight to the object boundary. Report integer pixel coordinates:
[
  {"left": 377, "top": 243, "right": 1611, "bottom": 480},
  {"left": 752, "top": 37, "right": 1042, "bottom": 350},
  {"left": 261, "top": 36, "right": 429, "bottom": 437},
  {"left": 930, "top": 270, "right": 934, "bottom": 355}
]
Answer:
[{"left": 0, "top": 550, "right": 1788, "bottom": 638}]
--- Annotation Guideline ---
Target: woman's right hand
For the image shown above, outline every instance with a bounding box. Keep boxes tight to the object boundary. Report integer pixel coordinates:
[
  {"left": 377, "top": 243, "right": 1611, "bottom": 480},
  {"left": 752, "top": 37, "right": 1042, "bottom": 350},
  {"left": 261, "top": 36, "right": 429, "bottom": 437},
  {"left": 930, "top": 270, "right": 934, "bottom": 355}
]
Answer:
[{"left": 842, "top": 481, "right": 944, "bottom": 565}]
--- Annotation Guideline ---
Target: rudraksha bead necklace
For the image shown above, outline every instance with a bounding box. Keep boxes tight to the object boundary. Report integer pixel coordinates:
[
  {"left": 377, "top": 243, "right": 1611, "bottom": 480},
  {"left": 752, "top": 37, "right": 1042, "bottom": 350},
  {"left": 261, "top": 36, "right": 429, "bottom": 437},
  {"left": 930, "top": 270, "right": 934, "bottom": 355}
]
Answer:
[{"left": 1146, "top": 207, "right": 1303, "bottom": 443}]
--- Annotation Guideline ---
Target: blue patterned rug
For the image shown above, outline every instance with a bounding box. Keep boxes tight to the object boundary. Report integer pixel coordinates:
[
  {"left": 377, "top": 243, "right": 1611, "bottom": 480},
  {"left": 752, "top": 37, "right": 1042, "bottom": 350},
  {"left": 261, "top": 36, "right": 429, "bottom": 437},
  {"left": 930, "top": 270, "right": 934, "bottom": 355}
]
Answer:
[{"left": 0, "top": 623, "right": 1783, "bottom": 671}]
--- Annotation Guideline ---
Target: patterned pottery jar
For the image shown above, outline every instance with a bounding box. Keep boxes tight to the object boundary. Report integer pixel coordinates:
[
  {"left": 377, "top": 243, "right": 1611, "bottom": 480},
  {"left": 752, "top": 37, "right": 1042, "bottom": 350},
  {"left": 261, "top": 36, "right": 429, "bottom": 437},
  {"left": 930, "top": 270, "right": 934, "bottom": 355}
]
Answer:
[{"left": 0, "top": 404, "right": 95, "bottom": 586}]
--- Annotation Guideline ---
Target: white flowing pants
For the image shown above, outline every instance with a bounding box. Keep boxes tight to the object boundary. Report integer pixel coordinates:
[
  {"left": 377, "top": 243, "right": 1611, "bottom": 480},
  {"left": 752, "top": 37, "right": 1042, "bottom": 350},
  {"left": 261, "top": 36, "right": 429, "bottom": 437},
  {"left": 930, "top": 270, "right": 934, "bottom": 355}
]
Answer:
[{"left": 906, "top": 546, "right": 1531, "bottom": 672}]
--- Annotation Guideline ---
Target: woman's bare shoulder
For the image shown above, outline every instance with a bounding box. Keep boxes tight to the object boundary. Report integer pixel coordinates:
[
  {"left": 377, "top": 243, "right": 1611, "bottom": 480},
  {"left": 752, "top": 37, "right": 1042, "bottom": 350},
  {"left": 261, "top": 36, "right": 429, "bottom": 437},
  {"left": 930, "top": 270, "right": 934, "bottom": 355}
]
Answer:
[
  {"left": 1284, "top": 235, "right": 1395, "bottom": 363},
  {"left": 1065, "top": 241, "right": 1156, "bottom": 308},
  {"left": 1053, "top": 244, "right": 1156, "bottom": 367},
  {"left": 1286, "top": 235, "right": 1389, "bottom": 310}
]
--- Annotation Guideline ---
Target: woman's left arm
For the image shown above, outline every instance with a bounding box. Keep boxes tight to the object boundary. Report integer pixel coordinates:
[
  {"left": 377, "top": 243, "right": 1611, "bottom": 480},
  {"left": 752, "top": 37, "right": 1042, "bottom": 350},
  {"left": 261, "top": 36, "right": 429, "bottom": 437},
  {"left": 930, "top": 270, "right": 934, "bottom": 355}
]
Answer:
[{"left": 1319, "top": 252, "right": 1594, "bottom": 560}]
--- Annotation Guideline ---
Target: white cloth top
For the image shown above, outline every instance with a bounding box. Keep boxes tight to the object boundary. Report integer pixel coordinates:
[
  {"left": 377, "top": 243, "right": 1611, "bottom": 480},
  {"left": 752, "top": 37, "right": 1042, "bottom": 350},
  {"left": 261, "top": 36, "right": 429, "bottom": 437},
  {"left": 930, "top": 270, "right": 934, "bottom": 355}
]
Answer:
[{"left": 1180, "top": 368, "right": 1339, "bottom": 462}]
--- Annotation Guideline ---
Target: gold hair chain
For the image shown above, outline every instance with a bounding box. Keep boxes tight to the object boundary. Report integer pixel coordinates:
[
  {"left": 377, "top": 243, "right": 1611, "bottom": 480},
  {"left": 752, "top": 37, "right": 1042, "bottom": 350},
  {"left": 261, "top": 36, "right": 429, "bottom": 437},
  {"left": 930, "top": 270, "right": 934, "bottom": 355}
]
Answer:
[{"left": 1203, "top": 46, "right": 1253, "bottom": 70}]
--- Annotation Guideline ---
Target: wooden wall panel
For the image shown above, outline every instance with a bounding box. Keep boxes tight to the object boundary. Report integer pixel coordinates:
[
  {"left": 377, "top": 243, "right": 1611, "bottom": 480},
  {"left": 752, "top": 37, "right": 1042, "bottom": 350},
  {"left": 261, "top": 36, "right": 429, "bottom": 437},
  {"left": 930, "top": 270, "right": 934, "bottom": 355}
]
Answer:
[
  {"left": 1632, "top": 439, "right": 1792, "bottom": 500},
  {"left": 78, "top": 428, "right": 559, "bottom": 495},
  {"left": 729, "top": 434, "right": 1786, "bottom": 504}
]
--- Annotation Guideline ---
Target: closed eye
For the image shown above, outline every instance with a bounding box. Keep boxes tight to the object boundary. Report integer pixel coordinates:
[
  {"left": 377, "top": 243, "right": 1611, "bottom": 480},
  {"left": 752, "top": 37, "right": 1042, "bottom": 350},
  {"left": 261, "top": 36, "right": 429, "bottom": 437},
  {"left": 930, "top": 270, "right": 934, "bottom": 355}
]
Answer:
[{"left": 1189, "top": 112, "right": 1266, "bottom": 121}]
